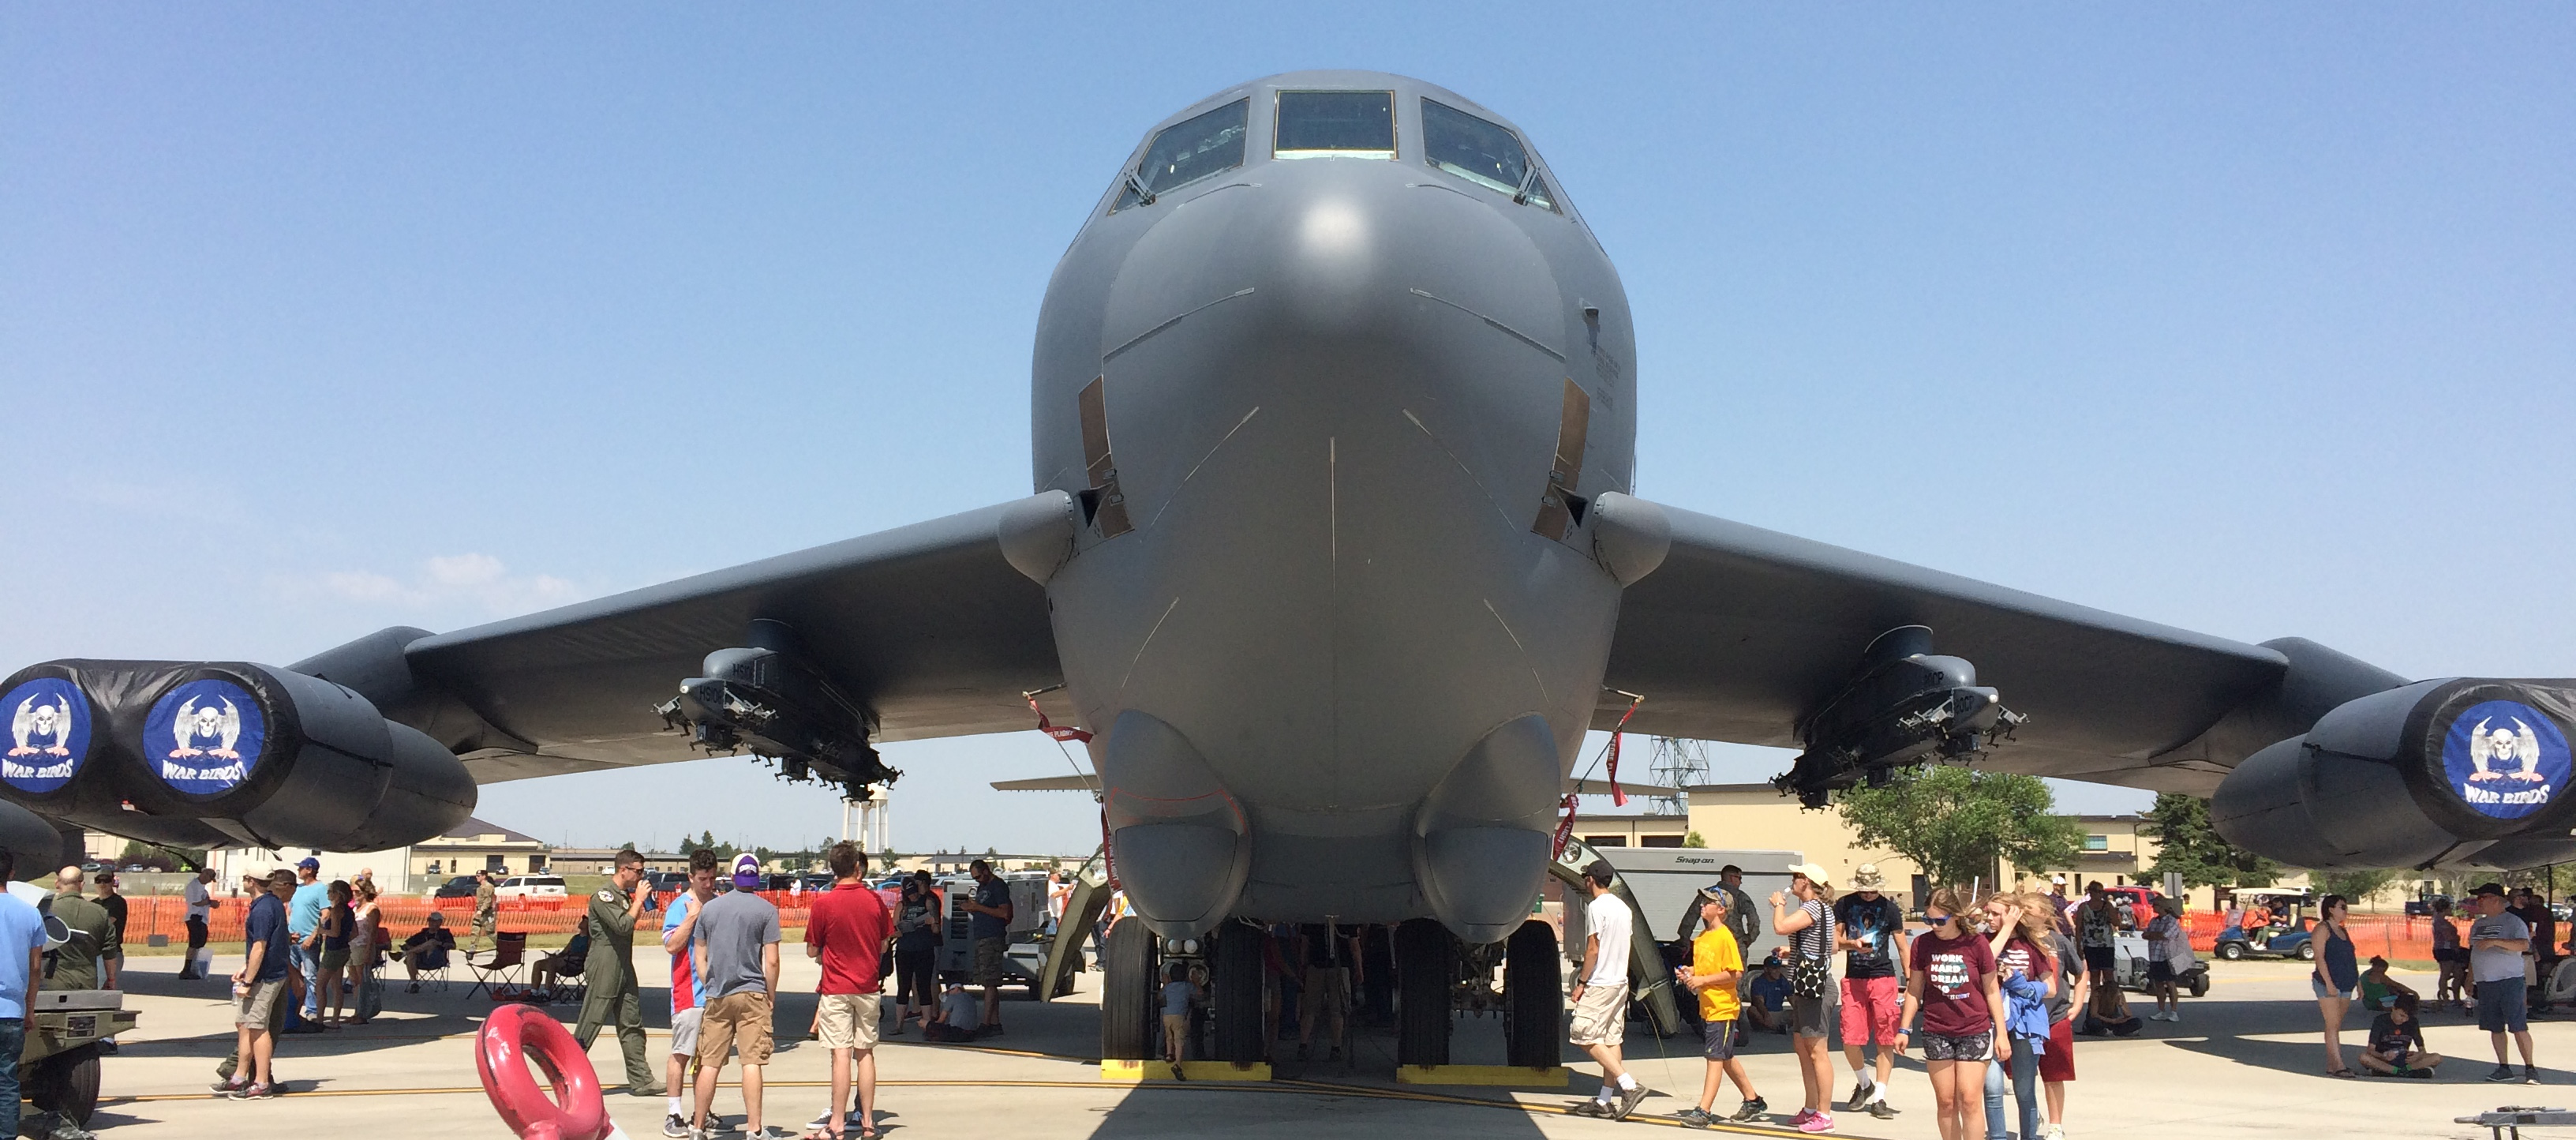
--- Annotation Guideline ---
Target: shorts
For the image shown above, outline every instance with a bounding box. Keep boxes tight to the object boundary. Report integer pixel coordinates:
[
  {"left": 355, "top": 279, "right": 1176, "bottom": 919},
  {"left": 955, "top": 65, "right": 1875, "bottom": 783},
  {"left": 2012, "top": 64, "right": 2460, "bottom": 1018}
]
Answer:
[
  {"left": 320, "top": 948, "right": 350, "bottom": 971},
  {"left": 237, "top": 977, "right": 291, "bottom": 1030},
  {"left": 2082, "top": 946, "right": 2115, "bottom": 973},
  {"left": 1838, "top": 975, "right": 1901, "bottom": 1047},
  {"left": 1789, "top": 992, "right": 1835, "bottom": 1039},
  {"left": 1919, "top": 1029, "right": 1993, "bottom": 1062},
  {"left": 698, "top": 990, "right": 775, "bottom": 1067},
  {"left": 670, "top": 1007, "right": 702, "bottom": 1056},
  {"left": 2039, "top": 1018, "right": 2075, "bottom": 1082},
  {"left": 1699, "top": 1018, "right": 1737, "bottom": 1062},
  {"left": 2312, "top": 977, "right": 2355, "bottom": 1001},
  {"left": 817, "top": 992, "right": 882, "bottom": 1052},
  {"left": 973, "top": 936, "right": 1007, "bottom": 986},
  {"left": 2478, "top": 978, "right": 2529, "bottom": 1033},
  {"left": 2145, "top": 961, "right": 2174, "bottom": 984},
  {"left": 2435, "top": 947, "right": 2467, "bottom": 966},
  {"left": 1568, "top": 980, "right": 1630, "bottom": 1047}
]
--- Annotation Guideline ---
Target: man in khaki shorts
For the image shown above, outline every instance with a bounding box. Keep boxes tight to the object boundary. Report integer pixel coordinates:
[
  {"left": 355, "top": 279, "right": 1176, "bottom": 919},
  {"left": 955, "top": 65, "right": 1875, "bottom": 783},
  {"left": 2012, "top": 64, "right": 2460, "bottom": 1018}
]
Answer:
[
  {"left": 219, "top": 869, "right": 298, "bottom": 1099},
  {"left": 804, "top": 842, "right": 891, "bottom": 1137},
  {"left": 1570, "top": 859, "right": 1648, "bottom": 1120},
  {"left": 692, "top": 854, "right": 785, "bottom": 1139}
]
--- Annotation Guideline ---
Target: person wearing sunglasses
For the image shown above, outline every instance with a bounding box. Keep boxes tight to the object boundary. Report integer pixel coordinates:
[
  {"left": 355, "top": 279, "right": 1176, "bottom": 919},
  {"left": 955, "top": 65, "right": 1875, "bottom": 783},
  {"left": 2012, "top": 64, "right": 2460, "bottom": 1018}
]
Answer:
[{"left": 1896, "top": 887, "right": 2009, "bottom": 1140}]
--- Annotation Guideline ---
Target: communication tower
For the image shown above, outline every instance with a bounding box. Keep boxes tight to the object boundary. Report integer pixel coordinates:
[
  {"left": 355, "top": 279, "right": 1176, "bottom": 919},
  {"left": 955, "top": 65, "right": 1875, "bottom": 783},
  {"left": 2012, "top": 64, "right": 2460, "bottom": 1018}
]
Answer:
[{"left": 1646, "top": 736, "right": 1709, "bottom": 817}]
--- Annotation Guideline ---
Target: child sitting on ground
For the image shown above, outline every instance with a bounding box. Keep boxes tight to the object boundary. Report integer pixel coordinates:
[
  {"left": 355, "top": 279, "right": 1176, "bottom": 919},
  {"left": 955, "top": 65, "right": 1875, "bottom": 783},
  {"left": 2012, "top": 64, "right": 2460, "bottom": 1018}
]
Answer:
[
  {"left": 2357, "top": 992, "right": 2441, "bottom": 1078},
  {"left": 923, "top": 982, "right": 983, "bottom": 1042},
  {"left": 2357, "top": 955, "right": 2417, "bottom": 1012}
]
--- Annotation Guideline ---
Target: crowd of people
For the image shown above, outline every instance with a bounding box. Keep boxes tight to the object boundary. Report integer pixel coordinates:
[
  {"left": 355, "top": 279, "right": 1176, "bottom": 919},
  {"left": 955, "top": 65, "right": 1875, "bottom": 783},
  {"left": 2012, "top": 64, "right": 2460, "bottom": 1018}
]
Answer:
[{"left": 1569, "top": 862, "right": 2166, "bottom": 1138}]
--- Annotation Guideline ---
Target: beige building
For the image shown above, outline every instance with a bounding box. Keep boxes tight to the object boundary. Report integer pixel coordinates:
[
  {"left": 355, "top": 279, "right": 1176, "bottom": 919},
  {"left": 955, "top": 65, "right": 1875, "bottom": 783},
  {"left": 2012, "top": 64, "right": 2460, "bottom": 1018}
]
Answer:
[
  {"left": 406, "top": 817, "right": 551, "bottom": 881},
  {"left": 1563, "top": 812, "right": 1691, "bottom": 849},
  {"left": 1681, "top": 783, "right": 2190, "bottom": 906}
]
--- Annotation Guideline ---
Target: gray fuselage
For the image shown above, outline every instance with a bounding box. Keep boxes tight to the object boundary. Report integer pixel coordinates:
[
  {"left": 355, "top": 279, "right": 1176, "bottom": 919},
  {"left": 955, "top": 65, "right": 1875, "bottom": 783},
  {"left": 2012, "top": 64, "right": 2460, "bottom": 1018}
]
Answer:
[{"left": 1028, "top": 72, "right": 1638, "bottom": 940}]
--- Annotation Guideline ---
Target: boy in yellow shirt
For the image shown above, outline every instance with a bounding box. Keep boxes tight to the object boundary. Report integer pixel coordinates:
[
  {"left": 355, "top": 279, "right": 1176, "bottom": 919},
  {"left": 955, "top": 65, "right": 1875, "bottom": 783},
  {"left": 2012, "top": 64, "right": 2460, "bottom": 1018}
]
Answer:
[{"left": 1675, "top": 886, "right": 1767, "bottom": 1127}]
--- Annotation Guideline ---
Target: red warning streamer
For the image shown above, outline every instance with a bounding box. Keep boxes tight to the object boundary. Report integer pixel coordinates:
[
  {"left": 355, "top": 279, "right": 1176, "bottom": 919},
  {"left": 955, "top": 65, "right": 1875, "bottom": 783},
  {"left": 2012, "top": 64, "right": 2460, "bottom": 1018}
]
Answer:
[
  {"left": 1556, "top": 692, "right": 1646, "bottom": 858},
  {"left": 1604, "top": 692, "right": 1643, "bottom": 807},
  {"left": 1028, "top": 696, "right": 1094, "bottom": 743}
]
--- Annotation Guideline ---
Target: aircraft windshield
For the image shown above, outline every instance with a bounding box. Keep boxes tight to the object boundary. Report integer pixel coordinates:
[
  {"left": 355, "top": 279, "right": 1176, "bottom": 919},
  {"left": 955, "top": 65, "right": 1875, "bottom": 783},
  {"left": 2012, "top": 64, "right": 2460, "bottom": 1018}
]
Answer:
[
  {"left": 1275, "top": 91, "right": 1395, "bottom": 159},
  {"left": 1421, "top": 98, "right": 1555, "bottom": 211},
  {"left": 1116, "top": 99, "right": 1249, "bottom": 210}
]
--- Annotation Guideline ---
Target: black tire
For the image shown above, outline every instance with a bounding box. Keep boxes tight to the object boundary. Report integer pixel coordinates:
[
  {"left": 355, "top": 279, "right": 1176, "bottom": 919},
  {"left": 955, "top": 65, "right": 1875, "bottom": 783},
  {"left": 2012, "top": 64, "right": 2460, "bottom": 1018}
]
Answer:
[
  {"left": 2188, "top": 971, "right": 2210, "bottom": 999},
  {"left": 1395, "top": 918, "right": 1455, "bottom": 1067},
  {"left": 1211, "top": 923, "right": 1266, "bottom": 1063},
  {"left": 1505, "top": 920, "right": 1562, "bottom": 1069},
  {"left": 2297, "top": 942, "right": 2316, "bottom": 962},
  {"left": 1099, "top": 920, "right": 1158, "bottom": 1061},
  {"left": 28, "top": 1044, "right": 99, "bottom": 1124},
  {"left": 2217, "top": 942, "right": 2245, "bottom": 962}
]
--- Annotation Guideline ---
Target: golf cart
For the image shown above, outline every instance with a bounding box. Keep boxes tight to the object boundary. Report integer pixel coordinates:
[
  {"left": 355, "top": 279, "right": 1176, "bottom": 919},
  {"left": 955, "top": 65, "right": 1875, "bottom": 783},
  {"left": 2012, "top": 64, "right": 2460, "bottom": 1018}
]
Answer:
[
  {"left": 2109, "top": 927, "right": 2211, "bottom": 998},
  {"left": 2214, "top": 887, "right": 2316, "bottom": 962}
]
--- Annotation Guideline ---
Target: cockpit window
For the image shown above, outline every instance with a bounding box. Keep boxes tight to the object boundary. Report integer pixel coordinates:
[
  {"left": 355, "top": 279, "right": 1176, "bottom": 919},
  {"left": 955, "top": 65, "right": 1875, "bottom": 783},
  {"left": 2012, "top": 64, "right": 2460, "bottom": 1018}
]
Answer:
[
  {"left": 1274, "top": 91, "right": 1396, "bottom": 159},
  {"left": 1421, "top": 98, "right": 1556, "bottom": 211},
  {"left": 1115, "top": 98, "right": 1249, "bottom": 211}
]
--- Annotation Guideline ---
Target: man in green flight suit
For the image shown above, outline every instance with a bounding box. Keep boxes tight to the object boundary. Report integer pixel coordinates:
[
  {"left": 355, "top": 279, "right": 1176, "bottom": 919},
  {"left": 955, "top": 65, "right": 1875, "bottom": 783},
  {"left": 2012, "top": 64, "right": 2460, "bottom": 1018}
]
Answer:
[
  {"left": 574, "top": 849, "right": 664, "bottom": 1097},
  {"left": 43, "top": 866, "right": 115, "bottom": 992}
]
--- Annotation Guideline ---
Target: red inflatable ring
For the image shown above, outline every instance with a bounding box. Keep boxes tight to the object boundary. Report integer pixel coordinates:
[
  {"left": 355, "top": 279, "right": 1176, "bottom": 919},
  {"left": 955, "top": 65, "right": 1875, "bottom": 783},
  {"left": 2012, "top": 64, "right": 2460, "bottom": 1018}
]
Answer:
[{"left": 476, "top": 1003, "right": 610, "bottom": 1140}]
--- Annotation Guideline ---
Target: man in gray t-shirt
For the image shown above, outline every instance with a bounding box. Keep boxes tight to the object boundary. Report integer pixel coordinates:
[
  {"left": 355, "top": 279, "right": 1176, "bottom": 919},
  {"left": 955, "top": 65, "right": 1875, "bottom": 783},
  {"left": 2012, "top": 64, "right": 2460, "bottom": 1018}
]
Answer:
[
  {"left": 689, "top": 855, "right": 785, "bottom": 1138},
  {"left": 2466, "top": 882, "right": 2537, "bottom": 1083}
]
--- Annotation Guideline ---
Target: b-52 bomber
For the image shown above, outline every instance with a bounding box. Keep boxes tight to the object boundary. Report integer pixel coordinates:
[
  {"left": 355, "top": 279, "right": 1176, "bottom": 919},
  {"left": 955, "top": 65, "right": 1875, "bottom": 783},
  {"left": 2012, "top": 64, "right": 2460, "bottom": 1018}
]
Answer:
[{"left": 7, "top": 70, "right": 2569, "bottom": 1064}]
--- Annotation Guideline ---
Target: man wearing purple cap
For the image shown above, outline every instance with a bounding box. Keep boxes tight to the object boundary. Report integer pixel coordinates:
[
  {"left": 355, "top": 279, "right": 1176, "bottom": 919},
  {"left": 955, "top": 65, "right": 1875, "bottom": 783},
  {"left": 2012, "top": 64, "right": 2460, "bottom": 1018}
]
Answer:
[{"left": 691, "top": 853, "right": 786, "bottom": 1139}]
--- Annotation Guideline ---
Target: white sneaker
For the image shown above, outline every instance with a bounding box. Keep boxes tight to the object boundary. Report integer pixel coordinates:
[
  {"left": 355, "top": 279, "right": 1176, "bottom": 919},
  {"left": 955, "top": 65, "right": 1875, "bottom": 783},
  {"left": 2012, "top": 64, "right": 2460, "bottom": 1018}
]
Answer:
[{"left": 2042, "top": 1126, "right": 2065, "bottom": 1140}]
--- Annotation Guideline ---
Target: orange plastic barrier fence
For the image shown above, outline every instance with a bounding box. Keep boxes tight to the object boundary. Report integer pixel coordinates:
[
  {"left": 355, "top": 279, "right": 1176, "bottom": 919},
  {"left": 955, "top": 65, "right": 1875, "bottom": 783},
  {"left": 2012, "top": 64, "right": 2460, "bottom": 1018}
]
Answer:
[
  {"left": 116, "top": 891, "right": 818, "bottom": 946},
  {"left": 2174, "top": 911, "right": 2453, "bottom": 962}
]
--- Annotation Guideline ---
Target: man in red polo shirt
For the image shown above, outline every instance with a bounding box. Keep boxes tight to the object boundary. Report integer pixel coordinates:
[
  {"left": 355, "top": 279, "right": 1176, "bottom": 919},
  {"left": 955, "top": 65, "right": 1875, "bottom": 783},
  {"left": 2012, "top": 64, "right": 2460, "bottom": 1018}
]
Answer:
[{"left": 804, "top": 842, "right": 891, "bottom": 1138}]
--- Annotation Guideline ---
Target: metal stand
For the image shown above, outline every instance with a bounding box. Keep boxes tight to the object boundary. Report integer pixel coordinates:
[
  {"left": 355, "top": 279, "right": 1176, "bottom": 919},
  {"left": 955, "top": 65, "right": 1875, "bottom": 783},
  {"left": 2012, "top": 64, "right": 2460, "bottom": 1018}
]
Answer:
[{"left": 2457, "top": 1106, "right": 2576, "bottom": 1140}]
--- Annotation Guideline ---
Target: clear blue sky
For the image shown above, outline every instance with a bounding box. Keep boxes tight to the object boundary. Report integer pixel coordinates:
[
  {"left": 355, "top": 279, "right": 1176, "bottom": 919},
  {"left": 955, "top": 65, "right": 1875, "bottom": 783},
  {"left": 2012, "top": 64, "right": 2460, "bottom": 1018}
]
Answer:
[{"left": 5, "top": 7, "right": 2570, "bottom": 854}]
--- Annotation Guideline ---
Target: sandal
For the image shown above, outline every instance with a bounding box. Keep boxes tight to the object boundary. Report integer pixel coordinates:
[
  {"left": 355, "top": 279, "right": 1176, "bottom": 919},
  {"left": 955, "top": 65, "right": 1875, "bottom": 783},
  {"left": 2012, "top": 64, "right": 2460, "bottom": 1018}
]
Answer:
[{"left": 2327, "top": 1068, "right": 2357, "bottom": 1078}]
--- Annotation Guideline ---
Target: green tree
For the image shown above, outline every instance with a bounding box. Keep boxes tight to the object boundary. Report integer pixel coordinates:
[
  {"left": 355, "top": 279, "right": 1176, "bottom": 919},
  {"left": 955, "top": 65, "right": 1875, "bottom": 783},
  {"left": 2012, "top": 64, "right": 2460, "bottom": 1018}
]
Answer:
[
  {"left": 1837, "top": 766, "right": 2084, "bottom": 891},
  {"left": 2315, "top": 868, "right": 2400, "bottom": 908},
  {"left": 2138, "top": 793, "right": 2279, "bottom": 890},
  {"left": 1682, "top": 831, "right": 1709, "bottom": 849}
]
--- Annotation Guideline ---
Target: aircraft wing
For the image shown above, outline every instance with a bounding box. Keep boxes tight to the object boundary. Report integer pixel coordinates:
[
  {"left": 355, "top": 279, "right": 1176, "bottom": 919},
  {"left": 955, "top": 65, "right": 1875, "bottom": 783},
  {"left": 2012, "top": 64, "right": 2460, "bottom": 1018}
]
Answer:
[
  {"left": 373, "top": 499, "right": 1063, "bottom": 783},
  {"left": 1597, "top": 501, "right": 2292, "bottom": 794}
]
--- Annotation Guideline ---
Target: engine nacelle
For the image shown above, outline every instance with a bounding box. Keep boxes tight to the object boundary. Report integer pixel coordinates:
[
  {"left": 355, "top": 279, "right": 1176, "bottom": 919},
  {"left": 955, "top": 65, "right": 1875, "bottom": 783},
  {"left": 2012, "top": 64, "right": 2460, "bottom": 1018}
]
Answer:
[
  {"left": 1, "top": 659, "right": 476, "bottom": 852},
  {"left": 2213, "top": 677, "right": 2576, "bottom": 870}
]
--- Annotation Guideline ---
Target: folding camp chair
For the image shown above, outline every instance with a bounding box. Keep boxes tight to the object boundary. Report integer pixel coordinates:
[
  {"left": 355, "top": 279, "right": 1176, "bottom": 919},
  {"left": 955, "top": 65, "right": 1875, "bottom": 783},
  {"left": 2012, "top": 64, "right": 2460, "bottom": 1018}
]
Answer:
[{"left": 466, "top": 932, "right": 528, "bottom": 999}]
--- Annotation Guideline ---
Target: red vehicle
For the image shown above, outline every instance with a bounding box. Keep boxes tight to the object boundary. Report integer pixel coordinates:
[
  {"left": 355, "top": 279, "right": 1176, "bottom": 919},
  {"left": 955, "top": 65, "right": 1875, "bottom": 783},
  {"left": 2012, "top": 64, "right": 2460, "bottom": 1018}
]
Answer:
[{"left": 2098, "top": 886, "right": 2163, "bottom": 928}]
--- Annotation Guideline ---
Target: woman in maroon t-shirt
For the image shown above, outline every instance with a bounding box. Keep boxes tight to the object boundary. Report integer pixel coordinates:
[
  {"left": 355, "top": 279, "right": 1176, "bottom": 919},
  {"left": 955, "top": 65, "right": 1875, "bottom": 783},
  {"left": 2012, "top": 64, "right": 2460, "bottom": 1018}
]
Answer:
[{"left": 1899, "top": 886, "right": 2008, "bottom": 1140}]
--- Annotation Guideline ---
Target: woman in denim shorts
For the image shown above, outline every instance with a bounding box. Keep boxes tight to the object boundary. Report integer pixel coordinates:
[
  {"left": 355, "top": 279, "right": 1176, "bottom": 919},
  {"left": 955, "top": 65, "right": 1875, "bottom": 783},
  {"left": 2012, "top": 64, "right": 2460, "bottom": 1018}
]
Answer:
[{"left": 2312, "top": 894, "right": 2359, "bottom": 1077}]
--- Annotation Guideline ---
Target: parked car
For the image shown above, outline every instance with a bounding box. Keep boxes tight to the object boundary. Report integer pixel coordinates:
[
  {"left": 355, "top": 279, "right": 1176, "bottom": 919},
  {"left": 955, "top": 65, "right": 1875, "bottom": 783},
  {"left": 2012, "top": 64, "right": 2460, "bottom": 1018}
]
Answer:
[
  {"left": 118, "top": 864, "right": 146, "bottom": 873},
  {"left": 493, "top": 875, "right": 567, "bottom": 902},
  {"left": 646, "top": 871, "right": 688, "bottom": 893}
]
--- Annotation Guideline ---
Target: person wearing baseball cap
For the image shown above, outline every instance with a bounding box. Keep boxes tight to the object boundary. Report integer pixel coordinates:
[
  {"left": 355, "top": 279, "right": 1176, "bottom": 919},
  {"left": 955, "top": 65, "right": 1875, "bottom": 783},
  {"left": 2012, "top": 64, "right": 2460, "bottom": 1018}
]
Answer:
[
  {"left": 1569, "top": 858, "right": 1650, "bottom": 1121},
  {"left": 2468, "top": 882, "right": 2537, "bottom": 1083},
  {"left": 690, "top": 853, "right": 788, "bottom": 1138},
  {"left": 286, "top": 857, "right": 328, "bottom": 1024},
  {"left": 1771, "top": 863, "right": 1838, "bottom": 1132}
]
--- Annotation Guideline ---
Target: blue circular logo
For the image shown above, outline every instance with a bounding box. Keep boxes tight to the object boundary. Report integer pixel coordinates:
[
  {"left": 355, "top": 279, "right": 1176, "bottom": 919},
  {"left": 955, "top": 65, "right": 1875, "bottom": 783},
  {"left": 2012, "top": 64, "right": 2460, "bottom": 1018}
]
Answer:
[
  {"left": 2443, "top": 699, "right": 2574, "bottom": 820},
  {"left": 144, "top": 678, "right": 268, "bottom": 796},
  {"left": 2, "top": 678, "right": 92, "bottom": 794}
]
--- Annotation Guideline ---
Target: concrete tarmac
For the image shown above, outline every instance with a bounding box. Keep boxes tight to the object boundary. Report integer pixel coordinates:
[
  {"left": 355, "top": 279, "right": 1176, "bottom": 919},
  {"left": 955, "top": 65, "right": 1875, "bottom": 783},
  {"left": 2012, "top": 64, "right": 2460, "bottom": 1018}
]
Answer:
[{"left": 81, "top": 953, "right": 2571, "bottom": 1138}]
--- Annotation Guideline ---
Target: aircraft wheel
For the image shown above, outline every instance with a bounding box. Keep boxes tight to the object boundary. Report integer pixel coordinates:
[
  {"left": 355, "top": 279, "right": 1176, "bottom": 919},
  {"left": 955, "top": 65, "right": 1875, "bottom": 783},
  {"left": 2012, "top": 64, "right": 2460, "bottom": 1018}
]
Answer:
[
  {"left": 1395, "top": 918, "right": 1455, "bottom": 1067},
  {"left": 1211, "top": 923, "right": 1266, "bottom": 1063},
  {"left": 28, "top": 1044, "right": 99, "bottom": 1125},
  {"left": 1099, "top": 920, "right": 1158, "bottom": 1061},
  {"left": 1505, "top": 919, "right": 1562, "bottom": 1069},
  {"left": 2217, "top": 943, "right": 2245, "bottom": 962}
]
